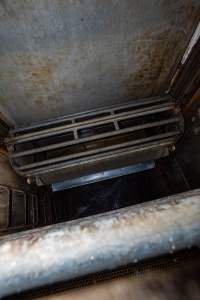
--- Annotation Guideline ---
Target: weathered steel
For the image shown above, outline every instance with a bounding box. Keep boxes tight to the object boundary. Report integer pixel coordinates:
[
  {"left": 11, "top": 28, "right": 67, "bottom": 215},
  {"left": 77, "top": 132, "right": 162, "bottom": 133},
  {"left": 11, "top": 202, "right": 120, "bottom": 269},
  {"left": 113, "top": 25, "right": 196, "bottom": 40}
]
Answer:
[
  {"left": 0, "top": 189, "right": 200, "bottom": 298},
  {"left": 52, "top": 161, "right": 155, "bottom": 191},
  {"left": 6, "top": 96, "right": 182, "bottom": 185},
  {"left": 0, "top": 184, "right": 39, "bottom": 234},
  {"left": 11, "top": 118, "right": 179, "bottom": 159},
  {"left": 10, "top": 96, "right": 171, "bottom": 135},
  {"left": 25, "top": 137, "right": 173, "bottom": 185},
  {"left": 7, "top": 96, "right": 175, "bottom": 145},
  {"left": 0, "top": 186, "right": 9, "bottom": 228},
  {"left": 0, "top": 1, "right": 199, "bottom": 126}
]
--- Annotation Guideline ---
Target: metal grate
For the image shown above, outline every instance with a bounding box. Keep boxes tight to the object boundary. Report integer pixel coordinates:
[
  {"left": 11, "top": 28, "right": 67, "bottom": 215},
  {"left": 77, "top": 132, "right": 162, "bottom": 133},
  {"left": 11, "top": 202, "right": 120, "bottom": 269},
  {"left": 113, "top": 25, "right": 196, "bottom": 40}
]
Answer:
[
  {"left": 6, "top": 96, "right": 183, "bottom": 186},
  {"left": 0, "top": 185, "right": 39, "bottom": 234}
]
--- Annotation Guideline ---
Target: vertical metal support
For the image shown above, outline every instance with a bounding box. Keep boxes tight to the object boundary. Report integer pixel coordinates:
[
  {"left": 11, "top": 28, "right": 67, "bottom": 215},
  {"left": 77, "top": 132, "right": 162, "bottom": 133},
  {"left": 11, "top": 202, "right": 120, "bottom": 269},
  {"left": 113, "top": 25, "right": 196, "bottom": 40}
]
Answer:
[
  {"left": 0, "top": 187, "right": 9, "bottom": 229},
  {"left": 11, "top": 190, "right": 27, "bottom": 227}
]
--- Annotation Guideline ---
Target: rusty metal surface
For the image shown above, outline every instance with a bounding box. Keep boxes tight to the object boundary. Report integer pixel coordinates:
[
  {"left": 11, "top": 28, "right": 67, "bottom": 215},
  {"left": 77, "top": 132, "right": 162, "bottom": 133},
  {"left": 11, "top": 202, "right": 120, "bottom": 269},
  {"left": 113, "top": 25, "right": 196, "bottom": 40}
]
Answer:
[
  {"left": 6, "top": 96, "right": 182, "bottom": 186},
  {"left": 0, "top": 0, "right": 199, "bottom": 126},
  {"left": 0, "top": 189, "right": 200, "bottom": 298}
]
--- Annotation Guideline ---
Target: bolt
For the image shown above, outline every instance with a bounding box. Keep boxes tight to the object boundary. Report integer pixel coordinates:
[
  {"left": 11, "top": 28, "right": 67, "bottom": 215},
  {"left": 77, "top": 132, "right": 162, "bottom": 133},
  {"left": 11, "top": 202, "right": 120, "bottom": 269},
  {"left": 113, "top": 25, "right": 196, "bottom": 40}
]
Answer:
[
  {"left": 170, "top": 145, "right": 176, "bottom": 152},
  {"left": 192, "top": 116, "right": 196, "bottom": 123},
  {"left": 27, "top": 177, "right": 32, "bottom": 185},
  {"left": 193, "top": 127, "right": 200, "bottom": 136},
  {"left": 175, "top": 107, "right": 180, "bottom": 114}
]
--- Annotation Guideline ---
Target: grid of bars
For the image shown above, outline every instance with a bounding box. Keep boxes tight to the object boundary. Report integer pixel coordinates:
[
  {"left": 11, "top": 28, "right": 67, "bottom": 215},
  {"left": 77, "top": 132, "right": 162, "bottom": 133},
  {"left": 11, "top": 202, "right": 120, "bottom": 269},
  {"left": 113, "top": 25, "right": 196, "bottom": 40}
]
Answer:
[
  {"left": 0, "top": 185, "right": 39, "bottom": 234},
  {"left": 6, "top": 96, "right": 183, "bottom": 184}
]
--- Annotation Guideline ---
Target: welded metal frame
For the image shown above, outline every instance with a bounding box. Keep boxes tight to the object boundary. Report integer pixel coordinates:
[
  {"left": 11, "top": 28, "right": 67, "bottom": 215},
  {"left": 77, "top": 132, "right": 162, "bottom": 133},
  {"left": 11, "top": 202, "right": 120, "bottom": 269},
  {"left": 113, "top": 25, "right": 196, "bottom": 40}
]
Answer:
[{"left": 6, "top": 96, "right": 183, "bottom": 186}]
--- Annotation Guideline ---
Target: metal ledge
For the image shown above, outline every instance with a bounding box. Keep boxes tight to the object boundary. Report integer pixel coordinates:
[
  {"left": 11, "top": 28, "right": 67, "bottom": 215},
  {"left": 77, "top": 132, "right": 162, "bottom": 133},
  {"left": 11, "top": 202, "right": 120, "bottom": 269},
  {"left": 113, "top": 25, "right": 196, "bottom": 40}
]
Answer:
[{"left": 52, "top": 161, "right": 155, "bottom": 191}]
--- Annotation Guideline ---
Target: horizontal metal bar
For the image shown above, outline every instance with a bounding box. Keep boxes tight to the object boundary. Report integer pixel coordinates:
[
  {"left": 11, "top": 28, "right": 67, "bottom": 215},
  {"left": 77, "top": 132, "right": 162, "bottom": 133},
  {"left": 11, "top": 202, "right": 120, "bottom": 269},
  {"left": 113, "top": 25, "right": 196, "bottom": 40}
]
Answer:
[
  {"left": 52, "top": 161, "right": 155, "bottom": 191},
  {"left": 0, "top": 189, "right": 199, "bottom": 298},
  {"left": 7, "top": 101, "right": 175, "bottom": 145},
  {"left": 11, "top": 116, "right": 180, "bottom": 159},
  {"left": 16, "top": 131, "right": 178, "bottom": 172},
  {"left": 22, "top": 136, "right": 176, "bottom": 176},
  {"left": 11, "top": 96, "right": 171, "bottom": 135}
]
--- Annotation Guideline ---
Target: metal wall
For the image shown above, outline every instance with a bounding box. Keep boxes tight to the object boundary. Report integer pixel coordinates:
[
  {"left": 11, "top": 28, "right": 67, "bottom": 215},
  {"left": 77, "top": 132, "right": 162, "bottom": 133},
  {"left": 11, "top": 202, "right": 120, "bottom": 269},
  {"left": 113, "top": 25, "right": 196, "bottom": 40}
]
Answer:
[{"left": 0, "top": 0, "right": 199, "bottom": 126}]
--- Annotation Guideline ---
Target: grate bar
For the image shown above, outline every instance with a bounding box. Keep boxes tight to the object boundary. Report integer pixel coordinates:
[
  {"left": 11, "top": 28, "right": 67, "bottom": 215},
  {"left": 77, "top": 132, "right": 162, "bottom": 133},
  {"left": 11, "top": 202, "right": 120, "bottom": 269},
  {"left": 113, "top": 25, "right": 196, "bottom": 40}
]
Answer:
[
  {"left": 11, "top": 117, "right": 180, "bottom": 159},
  {"left": 16, "top": 132, "right": 179, "bottom": 173},
  {"left": 6, "top": 96, "right": 183, "bottom": 186},
  {"left": 10, "top": 96, "right": 171, "bottom": 135},
  {"left": 7, "top": 101, "right": 175, "bottom": 145}
]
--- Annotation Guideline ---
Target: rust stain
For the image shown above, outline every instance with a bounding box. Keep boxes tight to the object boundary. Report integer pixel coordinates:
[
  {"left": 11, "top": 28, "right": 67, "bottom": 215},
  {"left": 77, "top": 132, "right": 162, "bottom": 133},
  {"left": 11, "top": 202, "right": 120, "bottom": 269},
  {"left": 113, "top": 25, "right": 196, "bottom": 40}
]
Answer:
[
  {"left": 183, "top": 88, "right": 200, "bottom": 116},
  {"left": 124, "top": 30, "right": 171, "bottom": 99},
  {"left": 9, "top": 52, "right": 69, "bottom": 110},
  {"left": 30, "top": 62, "right": 55, "bottom": 90},
  {"left": 0, "top": 0, "right": 199, "bottom": 126},
  {"left": 124, "top": 0, "right": 200, "bottom": 100},
  {"left": 31, "top": 66, "right": 52, "bottom": 80},
  {"left": 0, "top": 0, "right": 16, "bottom": 17},
  {"left": 179, "top": 2, "right": 200, "bottom": 25},
  {"left": 35, "top": 96, "right": 45, "bottom": 108},
  {"left": 26, "top": 234, "right": 40, "bottom": 247}
]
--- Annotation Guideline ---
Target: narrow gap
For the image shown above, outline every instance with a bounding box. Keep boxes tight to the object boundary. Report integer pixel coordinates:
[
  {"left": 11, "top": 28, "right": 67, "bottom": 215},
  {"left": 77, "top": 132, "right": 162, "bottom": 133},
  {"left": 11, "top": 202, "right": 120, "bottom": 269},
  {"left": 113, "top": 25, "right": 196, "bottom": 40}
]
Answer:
[
  {"left": 75, "top": 112, "right": 111, "bottom": 123},
  {"left": 78, "top": 123, "right": 115, "bottom": 139},
  {"left": 12, "top": 111, "right": 178, "bottom": 167},
  {"left": 8, "top": 190, "right": 12, "bottom": 228},
  {"left": 114, "top": 99, "right": 168, "bottom": 114},
  {"left": 14, "top": 120, "right": 73, "bottom": 136}
]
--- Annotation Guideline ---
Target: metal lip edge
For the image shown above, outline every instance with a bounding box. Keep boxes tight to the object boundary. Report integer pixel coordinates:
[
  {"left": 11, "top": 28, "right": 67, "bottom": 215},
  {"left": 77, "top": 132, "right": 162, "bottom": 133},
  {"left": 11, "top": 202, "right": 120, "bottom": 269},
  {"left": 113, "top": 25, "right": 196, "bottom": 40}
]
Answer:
[
  {"left": 52, "top": 161, "right": 155, "bottom": 191},
  {"left": 21, "top": 137, "right": 176, "bottom": 177},
  {"left": 7, "top": 102, "right": 176, "bottom": 145},
  {"left": 11, "top": 95, "right": 172, "bottom": 134}
]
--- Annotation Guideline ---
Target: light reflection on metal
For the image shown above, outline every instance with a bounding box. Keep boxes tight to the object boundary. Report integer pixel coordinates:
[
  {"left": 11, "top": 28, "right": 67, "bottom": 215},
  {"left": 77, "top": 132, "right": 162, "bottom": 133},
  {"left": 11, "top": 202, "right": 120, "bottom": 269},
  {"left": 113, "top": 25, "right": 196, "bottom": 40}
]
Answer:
[
  {"left": 52, "top": 161, "right": 155, "bottom": 191},
  {"left": 182, "top": 22, "right": 200, "bottom": 65}
]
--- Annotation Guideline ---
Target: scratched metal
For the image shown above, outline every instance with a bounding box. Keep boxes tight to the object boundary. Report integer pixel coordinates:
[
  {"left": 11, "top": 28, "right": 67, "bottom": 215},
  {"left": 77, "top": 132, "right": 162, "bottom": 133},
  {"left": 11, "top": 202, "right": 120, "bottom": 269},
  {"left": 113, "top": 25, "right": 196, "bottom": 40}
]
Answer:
[
  {"left": 0, "top": 0, "right": 199, "bottom": 126},
  {"left": 0, "top": 189, "right": 200, "bottom": 298}
]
